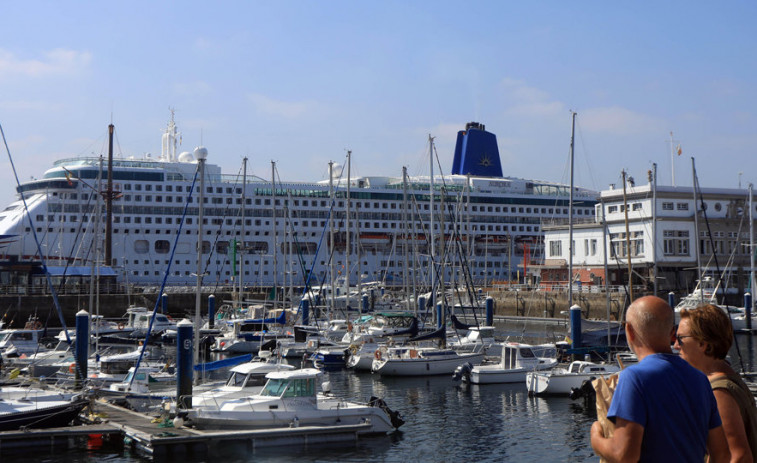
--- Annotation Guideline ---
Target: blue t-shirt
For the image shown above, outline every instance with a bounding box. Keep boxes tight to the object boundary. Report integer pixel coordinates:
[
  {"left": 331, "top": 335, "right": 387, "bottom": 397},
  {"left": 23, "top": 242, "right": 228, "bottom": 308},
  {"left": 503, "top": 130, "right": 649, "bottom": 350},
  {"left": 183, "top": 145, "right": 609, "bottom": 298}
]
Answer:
[{"left": 607, "top": 353, "right": 721, "bottom": 462}]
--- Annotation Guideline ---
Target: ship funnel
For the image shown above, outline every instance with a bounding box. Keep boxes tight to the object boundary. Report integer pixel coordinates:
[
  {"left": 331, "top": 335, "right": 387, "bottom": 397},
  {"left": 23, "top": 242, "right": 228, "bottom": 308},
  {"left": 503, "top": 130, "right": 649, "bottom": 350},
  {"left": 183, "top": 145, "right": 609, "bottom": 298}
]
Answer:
[{"left": 451, "top": 122, "right": 503, "bottom": 178}]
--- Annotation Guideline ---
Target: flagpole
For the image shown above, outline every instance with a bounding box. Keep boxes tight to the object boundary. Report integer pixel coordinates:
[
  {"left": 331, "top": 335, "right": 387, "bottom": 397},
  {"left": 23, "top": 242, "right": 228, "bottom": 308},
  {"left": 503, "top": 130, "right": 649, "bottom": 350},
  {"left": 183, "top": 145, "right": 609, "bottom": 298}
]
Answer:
[{"left": 669, "top": 131, "right": 675, "bottom": 187}]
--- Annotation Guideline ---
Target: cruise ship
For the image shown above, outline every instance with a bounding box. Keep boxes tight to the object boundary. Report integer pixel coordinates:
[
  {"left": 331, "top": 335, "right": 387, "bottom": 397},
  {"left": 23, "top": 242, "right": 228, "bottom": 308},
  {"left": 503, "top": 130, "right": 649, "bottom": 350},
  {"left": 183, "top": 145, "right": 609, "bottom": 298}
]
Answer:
[{"left": 0, "top": 117, "right": 598, "bottom": 291}]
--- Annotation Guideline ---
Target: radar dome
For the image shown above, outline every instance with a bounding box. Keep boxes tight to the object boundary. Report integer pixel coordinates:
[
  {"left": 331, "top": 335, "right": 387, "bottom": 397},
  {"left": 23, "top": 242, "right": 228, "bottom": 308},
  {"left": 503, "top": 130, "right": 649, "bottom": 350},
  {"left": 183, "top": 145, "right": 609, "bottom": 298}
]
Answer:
[
  {"left": 178, "top": 151, "right": 194, "bottom": 162},
  {"left": 193, "top": 146, "right": 208, "bottom": 161}
]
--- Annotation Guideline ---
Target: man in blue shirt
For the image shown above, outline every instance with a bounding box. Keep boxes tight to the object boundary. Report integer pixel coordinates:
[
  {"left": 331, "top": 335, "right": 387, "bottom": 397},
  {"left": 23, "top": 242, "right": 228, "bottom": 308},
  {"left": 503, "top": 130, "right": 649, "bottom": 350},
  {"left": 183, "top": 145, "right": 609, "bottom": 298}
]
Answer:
[{"left": 590, "top": 296, "right": 730, "bottom": 462}]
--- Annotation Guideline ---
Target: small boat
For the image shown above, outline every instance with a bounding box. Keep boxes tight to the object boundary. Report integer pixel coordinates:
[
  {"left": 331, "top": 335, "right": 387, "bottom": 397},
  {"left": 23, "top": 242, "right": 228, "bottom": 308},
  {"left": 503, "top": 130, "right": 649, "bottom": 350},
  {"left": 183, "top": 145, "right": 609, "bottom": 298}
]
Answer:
[
  {"left": 371, "top": 345, "right": 485, "bottom": 376},
  {"left": 453, "top": 342, "right": 558, "bottom": 385},
  {"left": 525, "top": 360, "right": 620, "bottom": 396},
  {"left": 0, "top": 386, "right": 88, "bottom": 431},
  {"left": 185, "top": 368, "right": 403, "bottom": 434},
  {"left": 190, "top": 358, "right": 295, "bottom": 410}
]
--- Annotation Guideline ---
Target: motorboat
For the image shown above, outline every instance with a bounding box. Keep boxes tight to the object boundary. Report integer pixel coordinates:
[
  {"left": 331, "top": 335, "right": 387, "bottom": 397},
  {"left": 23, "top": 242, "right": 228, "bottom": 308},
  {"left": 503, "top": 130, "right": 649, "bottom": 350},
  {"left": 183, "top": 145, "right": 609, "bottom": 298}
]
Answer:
[
  {"left": 0, "top": 385, "right": 88, "bottom": 431},
  {"left": 526, "top": 360, "right": 620, "bottom": 396},
  {"left": 184, "top": 368, "right": 403, "bottom": 434},
  {"left": 190, "top": 358, "right": 295, "bottom": 410},
  {"left": 453, "top": 342, "right": 558, "bottom": 384}
]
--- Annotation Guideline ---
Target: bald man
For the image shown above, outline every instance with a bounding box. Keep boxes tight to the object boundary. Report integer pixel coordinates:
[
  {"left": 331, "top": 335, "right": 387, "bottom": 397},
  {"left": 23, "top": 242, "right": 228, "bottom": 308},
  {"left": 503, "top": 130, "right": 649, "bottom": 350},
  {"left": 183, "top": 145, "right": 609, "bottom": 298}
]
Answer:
[{"left": 590, "top": 296, "right": 730, "bottom": 462}]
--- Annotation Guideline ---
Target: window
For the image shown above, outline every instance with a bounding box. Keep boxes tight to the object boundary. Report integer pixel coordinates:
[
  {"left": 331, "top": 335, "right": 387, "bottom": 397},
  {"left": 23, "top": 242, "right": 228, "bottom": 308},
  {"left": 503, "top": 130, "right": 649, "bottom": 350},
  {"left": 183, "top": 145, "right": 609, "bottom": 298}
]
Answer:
[
  {"left": 677, "top": 203, "right": 689, "bottom": 211},
  {"left": 155, "top": 240, "right": 170, "bottom": 254},
  {"left": 549, "top": 240, "right": 562, "bottom": 257},
  {"left": 662, "top": 202, "right": 674, "bottom": 210},
  {"left": 663, "top": 230, "right": 689, "bottom": 256},
  {"left": 608, "top": 205, "right": 618, "bottom": 213},
  {"left": 632, "top": 203, "right": 642, "bottom": 211}
]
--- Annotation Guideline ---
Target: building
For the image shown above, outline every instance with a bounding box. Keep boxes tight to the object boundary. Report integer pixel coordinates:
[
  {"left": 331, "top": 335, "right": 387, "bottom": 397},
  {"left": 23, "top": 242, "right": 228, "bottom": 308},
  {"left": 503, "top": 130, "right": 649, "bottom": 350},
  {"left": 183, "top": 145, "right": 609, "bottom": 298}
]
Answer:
[{"left": 540, "top": 176, "right": 755, "bottom": 298}]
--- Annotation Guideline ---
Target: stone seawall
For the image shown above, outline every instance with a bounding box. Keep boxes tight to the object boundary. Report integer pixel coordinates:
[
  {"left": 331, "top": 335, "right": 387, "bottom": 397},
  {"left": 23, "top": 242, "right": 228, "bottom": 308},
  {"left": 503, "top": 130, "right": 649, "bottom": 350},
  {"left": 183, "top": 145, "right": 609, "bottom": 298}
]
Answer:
[
  {"left": 0, "top": 292, "right": 240, "bottom": 327},
  {"left": 488, "top": 290, "right": 629, "bottom": 321}
]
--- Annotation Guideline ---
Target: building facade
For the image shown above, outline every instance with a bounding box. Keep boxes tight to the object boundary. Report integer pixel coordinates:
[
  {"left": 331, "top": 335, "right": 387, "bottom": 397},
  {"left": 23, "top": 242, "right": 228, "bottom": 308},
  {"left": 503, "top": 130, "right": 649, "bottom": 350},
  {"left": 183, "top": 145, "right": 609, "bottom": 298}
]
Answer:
[{"left": 540, "top": 179, "right": 755, "bottom": 299}]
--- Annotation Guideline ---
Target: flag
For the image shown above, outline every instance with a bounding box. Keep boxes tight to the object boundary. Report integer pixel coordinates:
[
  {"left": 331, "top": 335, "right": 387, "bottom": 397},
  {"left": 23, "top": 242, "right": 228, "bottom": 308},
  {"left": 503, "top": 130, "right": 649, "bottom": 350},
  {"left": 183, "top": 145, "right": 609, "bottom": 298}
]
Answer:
[{"left": 676, "top": 144, "right": 682, "bottom": 156}]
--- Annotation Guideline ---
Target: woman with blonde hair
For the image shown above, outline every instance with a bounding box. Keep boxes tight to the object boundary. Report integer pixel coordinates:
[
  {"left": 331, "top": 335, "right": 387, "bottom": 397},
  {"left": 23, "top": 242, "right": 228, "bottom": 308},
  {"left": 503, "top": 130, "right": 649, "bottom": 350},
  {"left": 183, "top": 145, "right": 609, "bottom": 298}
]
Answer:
[{"left": 676, "top": 304, "right": 757, "bottom": 462}]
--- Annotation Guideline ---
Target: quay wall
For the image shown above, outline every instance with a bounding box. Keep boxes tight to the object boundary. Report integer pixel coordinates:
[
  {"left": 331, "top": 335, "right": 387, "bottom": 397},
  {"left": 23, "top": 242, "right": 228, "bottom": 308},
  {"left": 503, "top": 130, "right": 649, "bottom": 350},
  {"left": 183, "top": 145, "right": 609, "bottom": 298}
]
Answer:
[{"left": 0, "top": 289, "right": 629, "bottom": 327}]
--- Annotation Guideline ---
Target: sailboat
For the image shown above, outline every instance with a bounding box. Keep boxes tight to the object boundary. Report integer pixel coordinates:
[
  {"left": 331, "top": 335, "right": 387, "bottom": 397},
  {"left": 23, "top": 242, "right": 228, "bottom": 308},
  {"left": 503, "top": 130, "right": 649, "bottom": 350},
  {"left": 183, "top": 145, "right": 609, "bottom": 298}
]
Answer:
[{"left": 526, "top": 112, "right": 621, "bottom": 395}]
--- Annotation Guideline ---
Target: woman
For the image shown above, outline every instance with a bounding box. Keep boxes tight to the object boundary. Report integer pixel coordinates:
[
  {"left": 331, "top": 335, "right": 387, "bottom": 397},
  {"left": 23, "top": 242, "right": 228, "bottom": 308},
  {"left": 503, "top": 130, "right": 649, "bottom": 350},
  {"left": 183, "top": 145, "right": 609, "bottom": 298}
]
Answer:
[{"left": 676, "top": 304, "right": 757, "bottom": 462}]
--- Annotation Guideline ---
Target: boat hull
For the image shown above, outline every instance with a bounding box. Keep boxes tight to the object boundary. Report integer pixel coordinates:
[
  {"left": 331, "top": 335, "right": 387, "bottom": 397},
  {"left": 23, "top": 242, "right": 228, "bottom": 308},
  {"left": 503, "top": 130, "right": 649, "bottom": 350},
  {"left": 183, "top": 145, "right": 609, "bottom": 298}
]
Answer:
[
  {"left": 0, "top": 399, "right": 88, "bottom": 431},
  {"left": 372, "top": 352, "right": 485, "bottom": 376}
]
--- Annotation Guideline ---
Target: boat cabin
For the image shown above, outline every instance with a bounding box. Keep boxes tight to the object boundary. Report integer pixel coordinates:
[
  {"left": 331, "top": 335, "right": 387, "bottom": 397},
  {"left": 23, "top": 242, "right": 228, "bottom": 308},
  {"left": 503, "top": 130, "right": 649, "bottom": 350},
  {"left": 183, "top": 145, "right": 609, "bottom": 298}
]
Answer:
[
  {"left": 567, "top": 361, "right": 616, "bottom": 374},
  {"left": 259, "top": 368, "right": 322, "bottom": 401}
]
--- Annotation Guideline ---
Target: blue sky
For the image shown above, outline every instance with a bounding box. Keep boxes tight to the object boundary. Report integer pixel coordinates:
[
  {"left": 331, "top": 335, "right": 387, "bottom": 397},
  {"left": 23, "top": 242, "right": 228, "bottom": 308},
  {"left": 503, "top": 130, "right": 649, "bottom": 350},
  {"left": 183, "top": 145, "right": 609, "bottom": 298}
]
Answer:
[{"left": 1, "top": 1, "right": 755, "bottom": 204}]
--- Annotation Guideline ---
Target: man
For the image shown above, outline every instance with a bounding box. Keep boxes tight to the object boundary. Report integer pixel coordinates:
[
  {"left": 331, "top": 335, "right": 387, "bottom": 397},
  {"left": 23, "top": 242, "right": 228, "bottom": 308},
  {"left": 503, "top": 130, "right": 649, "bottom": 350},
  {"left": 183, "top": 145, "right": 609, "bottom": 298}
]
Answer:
[{"left": 590, "top": 296, "right": 730, "bottom": 462}]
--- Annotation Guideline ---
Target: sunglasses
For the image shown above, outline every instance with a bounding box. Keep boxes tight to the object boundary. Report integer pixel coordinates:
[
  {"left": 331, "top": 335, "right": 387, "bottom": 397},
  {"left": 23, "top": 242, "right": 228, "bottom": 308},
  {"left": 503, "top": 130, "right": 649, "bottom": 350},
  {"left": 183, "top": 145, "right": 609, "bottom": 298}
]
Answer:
[{"left": 676, "top": 335, "right": 694, "bottom": 344}]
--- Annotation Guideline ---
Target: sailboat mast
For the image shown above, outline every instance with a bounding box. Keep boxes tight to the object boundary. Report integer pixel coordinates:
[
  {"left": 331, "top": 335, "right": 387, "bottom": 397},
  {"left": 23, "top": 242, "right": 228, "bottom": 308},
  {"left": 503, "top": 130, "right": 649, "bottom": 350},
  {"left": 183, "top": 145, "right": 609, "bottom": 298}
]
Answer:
[
  {"left": 622, "top": 170, "right": 633, "bottom": 302},
  {"left": 651, "top": 163, "right": 658, "bottom": 296},
  {"left": 691, "top": 158, "right": 703, "bottom": 303},
  {"left": 568, "top": 112, "right": 576, "bottom": 308},
  {"left": 429, "top": 135, "right": 436, "bottom": 312},
  {"left": 272, "top": 161, "right": 278, "bottom": 312},
  {"left": 329, "top": 161, "right": 335, "bottom": 319},
  {"left": 345, "top": 151, "right": 351, "bottom": 309},
  {"left": 749, "top": 183, "right": 754, "bottom": 328},
  {"left": 194, "top": 146, "right": 208, "bottom": 369},
  {"left": 402, "top": 166, "right": 410, "bottom": 312},
  {"left": 105, "top": 123, "right": 114, "bottom": 266},
  {"left": 239, "top": 157, "right": 247, "bottom": 302}
]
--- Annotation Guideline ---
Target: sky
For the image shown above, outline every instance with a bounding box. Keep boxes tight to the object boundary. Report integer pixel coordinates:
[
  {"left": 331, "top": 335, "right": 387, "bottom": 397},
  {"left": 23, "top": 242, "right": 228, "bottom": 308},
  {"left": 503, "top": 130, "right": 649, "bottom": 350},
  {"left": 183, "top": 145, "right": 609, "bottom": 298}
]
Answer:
[{"left": 0, "top": 1, "right": 755, "bottom": 205}]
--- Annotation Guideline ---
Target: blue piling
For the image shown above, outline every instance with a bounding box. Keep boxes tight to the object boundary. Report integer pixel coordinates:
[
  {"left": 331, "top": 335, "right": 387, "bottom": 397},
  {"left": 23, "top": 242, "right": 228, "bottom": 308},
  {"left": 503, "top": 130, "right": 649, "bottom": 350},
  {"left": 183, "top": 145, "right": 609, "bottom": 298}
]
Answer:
[
  {"left": 302, "top": 299, "right": 310, "bottom": 326},
  {"left": 418, "top": 296, "right": 426, "bottom": 315},
  {"left": 570, "top": 305, "right": 582, "bottom": 351},
  {"left": 485, "top": 297, "right": 494, "bottom": 326},
  {"left": 362, "top": 295, "right": 369, "bottom": 313},
  {"left": 161, "top": 293, "right": 168, "bottom": 314},
  {"left": 668, "top": 292, "right": 676, "bottom": 309},
  {"left": 208, "top": 294, "right": 216, "bottom": 329},
  {"left": 176, "top": 320, "right": 193, "bottom": 409},
  {"left": 436, "top": 303, "right": 444, "bottom": 329},
  {"left": 745, "top": 292, "right": 752, "bottom": 331},
  {"left": 75, "top": 310, "right": 89, "bottom": 389}
]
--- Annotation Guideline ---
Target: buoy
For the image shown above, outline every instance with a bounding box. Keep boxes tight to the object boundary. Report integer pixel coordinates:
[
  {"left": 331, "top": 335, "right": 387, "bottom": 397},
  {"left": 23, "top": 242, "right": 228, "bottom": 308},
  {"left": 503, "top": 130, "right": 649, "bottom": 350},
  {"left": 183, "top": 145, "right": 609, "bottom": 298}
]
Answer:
[
  {"left": 117, "top": 322, "right": 125, "bottom": 330},
  {"left": 374, "top": 349, "right": 382, "bottom": 360}
]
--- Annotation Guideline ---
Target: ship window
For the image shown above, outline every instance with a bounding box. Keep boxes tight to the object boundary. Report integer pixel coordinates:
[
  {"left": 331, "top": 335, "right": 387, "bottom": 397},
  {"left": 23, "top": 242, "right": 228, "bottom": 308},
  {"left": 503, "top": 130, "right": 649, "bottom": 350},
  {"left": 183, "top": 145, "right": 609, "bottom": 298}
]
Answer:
[
  {"left": 155, "top": 240, "right": 170, "bottom": 254},
  {"left": 135, "top": 184, "right": 142, "bottom": 191},
  {"left": 135, "top": 240, "right": 149, "bottom": 254},
  {"left": 146, "top": 185, "right": 152, "bottom": 191},
  {"left": 177, "top": 186, "right": 183, "bottom": 192}
]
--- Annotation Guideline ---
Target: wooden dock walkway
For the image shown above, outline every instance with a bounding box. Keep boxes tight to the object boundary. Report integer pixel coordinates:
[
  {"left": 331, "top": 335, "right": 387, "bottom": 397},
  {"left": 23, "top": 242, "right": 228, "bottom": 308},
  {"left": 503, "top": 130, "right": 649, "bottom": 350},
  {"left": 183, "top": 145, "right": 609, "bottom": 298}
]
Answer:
[
  {"left": 95, "top": 400, "right": 376, "bottom": 460},
  {"left": 0, "top": 398, "right": 379, "bottom": 460}
]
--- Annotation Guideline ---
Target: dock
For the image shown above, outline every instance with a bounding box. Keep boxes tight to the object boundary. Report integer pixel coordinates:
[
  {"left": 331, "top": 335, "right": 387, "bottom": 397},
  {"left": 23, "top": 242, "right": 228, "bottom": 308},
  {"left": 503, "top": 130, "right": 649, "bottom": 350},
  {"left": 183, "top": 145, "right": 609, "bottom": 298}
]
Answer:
[{"left": 0, "top": 399, "right": 383, "bottom": 460}]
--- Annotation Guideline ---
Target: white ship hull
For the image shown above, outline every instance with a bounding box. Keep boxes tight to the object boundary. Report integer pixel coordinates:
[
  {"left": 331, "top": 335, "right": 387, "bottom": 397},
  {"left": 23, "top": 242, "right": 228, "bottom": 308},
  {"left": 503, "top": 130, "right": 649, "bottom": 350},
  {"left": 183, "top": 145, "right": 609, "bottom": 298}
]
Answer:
[{"left": 0, "top": 117, "right": 598, "bottom": 289}]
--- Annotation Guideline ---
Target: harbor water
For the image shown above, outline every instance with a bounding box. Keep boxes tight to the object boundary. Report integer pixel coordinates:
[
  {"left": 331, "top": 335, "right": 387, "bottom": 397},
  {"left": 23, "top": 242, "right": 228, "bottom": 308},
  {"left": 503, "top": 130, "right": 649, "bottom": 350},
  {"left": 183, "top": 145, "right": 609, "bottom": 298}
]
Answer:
[{"left": 3, "top": 322, "right": 756, "bottom": 463}]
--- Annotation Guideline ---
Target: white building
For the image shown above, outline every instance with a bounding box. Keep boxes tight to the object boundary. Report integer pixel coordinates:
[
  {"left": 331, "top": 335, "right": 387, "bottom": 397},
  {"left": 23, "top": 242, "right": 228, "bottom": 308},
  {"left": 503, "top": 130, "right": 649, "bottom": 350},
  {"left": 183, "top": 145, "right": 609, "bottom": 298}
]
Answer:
[{"left": 541, "top": 177, "right": 756, "bottom": 298}]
